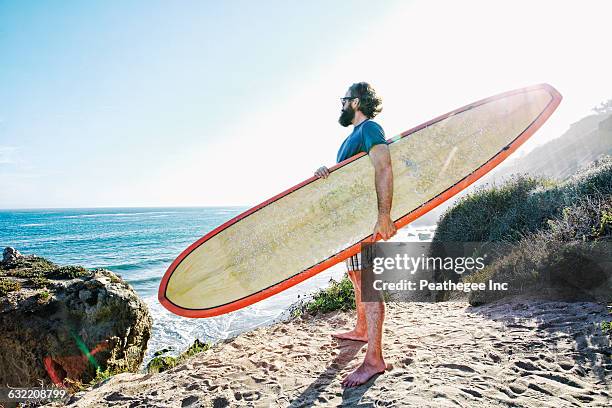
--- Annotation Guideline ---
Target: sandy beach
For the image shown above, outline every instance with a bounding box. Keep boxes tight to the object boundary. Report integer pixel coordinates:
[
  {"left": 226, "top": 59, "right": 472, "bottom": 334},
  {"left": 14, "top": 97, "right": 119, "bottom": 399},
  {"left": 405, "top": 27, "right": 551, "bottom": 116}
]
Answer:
[{"left": 56, "top": 297, "right": 611, "bottom": 407}]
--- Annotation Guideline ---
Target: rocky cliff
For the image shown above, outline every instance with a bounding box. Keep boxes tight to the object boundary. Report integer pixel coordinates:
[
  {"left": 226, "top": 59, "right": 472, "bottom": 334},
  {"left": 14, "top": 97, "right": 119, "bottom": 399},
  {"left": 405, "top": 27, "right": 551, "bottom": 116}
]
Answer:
[{"left": 0, "top": 247, "right": 152, "bottom": 389}]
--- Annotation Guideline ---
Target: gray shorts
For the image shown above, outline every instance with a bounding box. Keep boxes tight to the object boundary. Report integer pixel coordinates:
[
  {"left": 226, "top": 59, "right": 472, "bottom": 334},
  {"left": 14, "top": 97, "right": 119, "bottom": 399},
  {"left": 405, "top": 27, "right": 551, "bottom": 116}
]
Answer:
[{"left": 346, "top": 253, "right": 361, "bottom": 271}]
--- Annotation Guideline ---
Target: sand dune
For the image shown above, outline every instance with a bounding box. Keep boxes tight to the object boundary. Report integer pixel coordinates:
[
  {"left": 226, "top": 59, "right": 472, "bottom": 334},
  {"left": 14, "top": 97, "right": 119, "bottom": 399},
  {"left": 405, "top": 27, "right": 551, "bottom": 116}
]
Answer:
[{"left": 56, "top": 298, "right": 611, "bottom": 407}]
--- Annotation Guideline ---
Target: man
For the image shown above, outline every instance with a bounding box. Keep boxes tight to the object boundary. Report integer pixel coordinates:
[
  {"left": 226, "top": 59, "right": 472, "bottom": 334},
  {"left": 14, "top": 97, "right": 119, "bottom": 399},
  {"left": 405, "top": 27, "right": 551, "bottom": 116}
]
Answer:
[{"left": 314, "top": 82, "right": 397, "bottom": 387}]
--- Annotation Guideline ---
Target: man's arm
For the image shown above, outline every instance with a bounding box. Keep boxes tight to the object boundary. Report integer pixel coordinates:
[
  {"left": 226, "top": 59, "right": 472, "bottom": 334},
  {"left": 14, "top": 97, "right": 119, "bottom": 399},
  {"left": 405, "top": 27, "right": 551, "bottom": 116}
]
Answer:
[{"left": 369, "top": 144, "right": 396, "bottom": 241}]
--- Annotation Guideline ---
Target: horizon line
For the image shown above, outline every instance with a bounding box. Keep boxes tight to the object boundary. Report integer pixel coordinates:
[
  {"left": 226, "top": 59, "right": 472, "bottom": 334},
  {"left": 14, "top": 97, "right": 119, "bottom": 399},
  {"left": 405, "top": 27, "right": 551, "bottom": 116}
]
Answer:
[{"left": 0, "top": 205, "right": 252, "bottom": 211}]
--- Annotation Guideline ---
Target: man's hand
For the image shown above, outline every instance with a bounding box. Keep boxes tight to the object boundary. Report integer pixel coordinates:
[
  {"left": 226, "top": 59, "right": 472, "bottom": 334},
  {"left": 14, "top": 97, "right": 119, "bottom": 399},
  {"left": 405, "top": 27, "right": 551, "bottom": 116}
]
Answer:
[
  {"left": 372, "top": 214, "right": 397, "bottom": 242},
  {"left": 314, "top": 166, "right": 330, "bottom": 179}
]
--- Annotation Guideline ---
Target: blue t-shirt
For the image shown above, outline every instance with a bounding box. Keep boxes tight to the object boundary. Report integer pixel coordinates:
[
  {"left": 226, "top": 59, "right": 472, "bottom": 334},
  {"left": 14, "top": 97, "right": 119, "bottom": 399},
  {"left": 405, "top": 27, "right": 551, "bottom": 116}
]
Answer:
[{"left": 336, "top": 120, "right": 387, "bottom": 163}]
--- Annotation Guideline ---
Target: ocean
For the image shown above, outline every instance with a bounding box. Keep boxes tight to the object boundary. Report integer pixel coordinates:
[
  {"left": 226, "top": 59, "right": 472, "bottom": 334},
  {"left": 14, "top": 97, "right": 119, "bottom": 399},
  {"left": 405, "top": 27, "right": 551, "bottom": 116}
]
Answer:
[{"left": 1, "top": 207, "right": 435, "bottom": 369}]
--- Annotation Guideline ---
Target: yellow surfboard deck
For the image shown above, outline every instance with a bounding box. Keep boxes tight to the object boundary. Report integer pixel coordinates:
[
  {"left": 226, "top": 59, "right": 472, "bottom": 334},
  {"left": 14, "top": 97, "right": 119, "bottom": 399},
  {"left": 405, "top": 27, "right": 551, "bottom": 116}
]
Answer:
[{"left": 159, "top": 84, "right": 561, "bottom": 317}]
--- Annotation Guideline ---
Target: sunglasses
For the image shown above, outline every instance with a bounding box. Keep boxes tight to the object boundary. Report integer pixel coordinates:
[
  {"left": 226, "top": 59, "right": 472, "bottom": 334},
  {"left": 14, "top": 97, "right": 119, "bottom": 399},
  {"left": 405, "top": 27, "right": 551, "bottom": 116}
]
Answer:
[{"left": 340, "top": 96, "right": 358, "bottom": 105}]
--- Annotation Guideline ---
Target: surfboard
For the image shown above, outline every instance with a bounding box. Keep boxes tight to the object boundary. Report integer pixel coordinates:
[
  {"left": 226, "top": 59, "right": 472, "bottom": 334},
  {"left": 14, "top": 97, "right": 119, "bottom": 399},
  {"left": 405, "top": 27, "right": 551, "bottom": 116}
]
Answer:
[{"left": 158, "top": 84, "right": 562, "bottom": 318}]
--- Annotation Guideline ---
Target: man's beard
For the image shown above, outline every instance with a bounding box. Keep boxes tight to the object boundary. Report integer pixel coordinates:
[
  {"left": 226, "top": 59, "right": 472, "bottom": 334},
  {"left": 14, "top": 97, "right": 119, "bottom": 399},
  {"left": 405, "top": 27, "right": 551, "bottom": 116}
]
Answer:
[{"left": 338, "top": 105, "right": 355, "bottom": 127}]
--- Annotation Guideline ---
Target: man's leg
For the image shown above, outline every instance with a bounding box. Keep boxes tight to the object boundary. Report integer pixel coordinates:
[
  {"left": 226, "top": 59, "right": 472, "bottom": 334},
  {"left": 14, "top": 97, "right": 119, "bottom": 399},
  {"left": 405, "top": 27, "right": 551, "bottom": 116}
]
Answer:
[
  {"left": 331, "top": 261, "right": 368, "bottom": 342},
  {"left": 342, "top": 271, "right": 387, "bottom": 387},
  {"left": 342, "top": 300, "right": 386, "bottom": 387}
]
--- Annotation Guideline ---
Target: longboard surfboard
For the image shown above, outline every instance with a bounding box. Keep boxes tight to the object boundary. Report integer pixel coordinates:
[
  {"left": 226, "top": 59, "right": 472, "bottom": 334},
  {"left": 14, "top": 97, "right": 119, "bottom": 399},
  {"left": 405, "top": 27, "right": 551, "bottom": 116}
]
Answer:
[{"left": 159, "top": 84, "right": 562, "bottom": 318}]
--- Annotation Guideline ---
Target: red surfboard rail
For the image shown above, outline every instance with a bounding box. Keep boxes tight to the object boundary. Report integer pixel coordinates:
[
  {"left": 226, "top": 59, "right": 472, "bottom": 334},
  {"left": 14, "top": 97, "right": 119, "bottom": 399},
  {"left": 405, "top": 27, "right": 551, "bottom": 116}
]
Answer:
[{"left": 158, "top": 83, "right": 562, "bottom": 318}]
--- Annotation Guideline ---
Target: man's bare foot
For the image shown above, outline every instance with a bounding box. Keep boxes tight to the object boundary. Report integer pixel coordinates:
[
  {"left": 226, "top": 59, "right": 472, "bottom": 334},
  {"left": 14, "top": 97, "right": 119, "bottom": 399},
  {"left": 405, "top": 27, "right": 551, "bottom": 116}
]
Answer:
[
  {"left": 341, "top": 360, "right": 387, "bottom": 387},
  {"left": 331, "top": 329, "right": 368, "bottom": 342}
]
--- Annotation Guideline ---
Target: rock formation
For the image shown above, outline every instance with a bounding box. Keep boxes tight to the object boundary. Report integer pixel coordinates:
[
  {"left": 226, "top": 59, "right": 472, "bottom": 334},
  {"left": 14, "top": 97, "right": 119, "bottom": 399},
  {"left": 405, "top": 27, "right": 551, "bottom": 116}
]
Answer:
[{"left": 0, "top": 247, "right": 152, "bottom": 388}]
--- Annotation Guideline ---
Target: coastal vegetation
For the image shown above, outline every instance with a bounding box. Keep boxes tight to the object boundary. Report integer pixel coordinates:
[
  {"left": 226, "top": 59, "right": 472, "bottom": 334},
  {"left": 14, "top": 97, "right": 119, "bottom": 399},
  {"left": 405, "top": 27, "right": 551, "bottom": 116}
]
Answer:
[
  {"left": 147, "top": 339, "right": 211, "bottom": 374},
  {"left": 0, "top": 254, "right": 92, "bottom": 289},
  {"left": 64, "top": 366, "right": 131, "bottom": 394},
  {"left": 435, "top": 155, "right": 611, "bottom": 305},
  {"left": 0, "top": 277, "right": 21, "bottom": 297},
  {"left": 289, "top": 275, "right": 355, "bottom": 317},
  {"left": 435, "top": 156, "right": 611, "bottom": 243},
  {"left": 302, "top": 275, "right": 356, "bottom": 315}
]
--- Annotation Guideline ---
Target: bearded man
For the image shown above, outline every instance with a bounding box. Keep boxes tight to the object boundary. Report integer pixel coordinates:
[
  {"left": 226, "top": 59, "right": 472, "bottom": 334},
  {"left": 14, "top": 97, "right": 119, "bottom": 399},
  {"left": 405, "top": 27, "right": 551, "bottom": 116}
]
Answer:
[{"left": 314, "top": 82, "right": 396, "bottom": 387}]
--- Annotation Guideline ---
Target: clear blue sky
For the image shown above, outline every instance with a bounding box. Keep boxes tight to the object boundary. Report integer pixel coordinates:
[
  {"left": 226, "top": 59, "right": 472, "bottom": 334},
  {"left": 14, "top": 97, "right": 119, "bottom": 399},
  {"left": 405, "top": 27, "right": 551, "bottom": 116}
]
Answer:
[{"left": 1, "top": 1, "right": 611, "bottom": 209}]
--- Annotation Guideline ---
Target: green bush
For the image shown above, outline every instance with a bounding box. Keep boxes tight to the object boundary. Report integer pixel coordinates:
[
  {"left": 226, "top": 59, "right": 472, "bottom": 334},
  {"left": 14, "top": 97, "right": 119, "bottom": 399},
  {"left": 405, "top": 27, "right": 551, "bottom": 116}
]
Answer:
[
  {"left": 146, "top": 356, "right": 177, "bottom": 374},
  {"left": 434, "top": 156, "right": 612, "bottom": 305},
  {"left": 1, "top": 254, "right": 91, "bottom": 280},
  {"left": 65, "top": 365, "right": 131, "bottom": 394},
  {"left": 435, "top": 156, "right": 612, "bottom": 244},
  {"left": 304, "top": 275, "right": 355, "bottom": 314},
  {"left": 31, "top": 275, "right": 51, "bottom": 288},
  {"left": 48, "top": 265, "right": 91, "bottom": 279},
  {"left": 146, "top": 339, "right": 211, "bottom": 374},
  {"left": 38, "top": 289, "right": 51, "bottom": 301},
  {"left": 467, "top": 194, "right": 611, "bottom": 305},
  {"left": 1, "top": 255, "right": 56, "bottom": 278},
  {"left": 434, "top": 176, "right": 563, "bottom": 243},
  {"left": 0, "top": 278, "right": 21, "bottom": 297}
]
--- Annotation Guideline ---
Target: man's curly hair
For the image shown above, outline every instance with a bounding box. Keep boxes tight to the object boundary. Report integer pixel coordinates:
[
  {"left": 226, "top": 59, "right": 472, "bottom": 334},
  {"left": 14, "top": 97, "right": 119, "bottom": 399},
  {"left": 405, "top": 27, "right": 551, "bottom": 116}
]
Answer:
[{"left": 348, "top": 82, "right": 383, "bottom": 118}]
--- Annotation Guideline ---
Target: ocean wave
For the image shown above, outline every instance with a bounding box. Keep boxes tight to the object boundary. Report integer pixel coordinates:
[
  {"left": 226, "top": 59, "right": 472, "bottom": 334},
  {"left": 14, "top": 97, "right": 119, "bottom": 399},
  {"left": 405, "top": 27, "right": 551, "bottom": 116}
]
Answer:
[
  {"left": 103, "top": 258, "right": 174, "bottom": 272},
  {"left": 19, "top": 223, "right": 46, "bottom": 227},
  {"left": 19, "top": 231, "right": 142, "bottom": 244},
  {"left": 127, "top": 275, "right": 162, "bottom": 285},
  {"left": 61, "top": 211, "right": 179, "bottom": 219}
]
